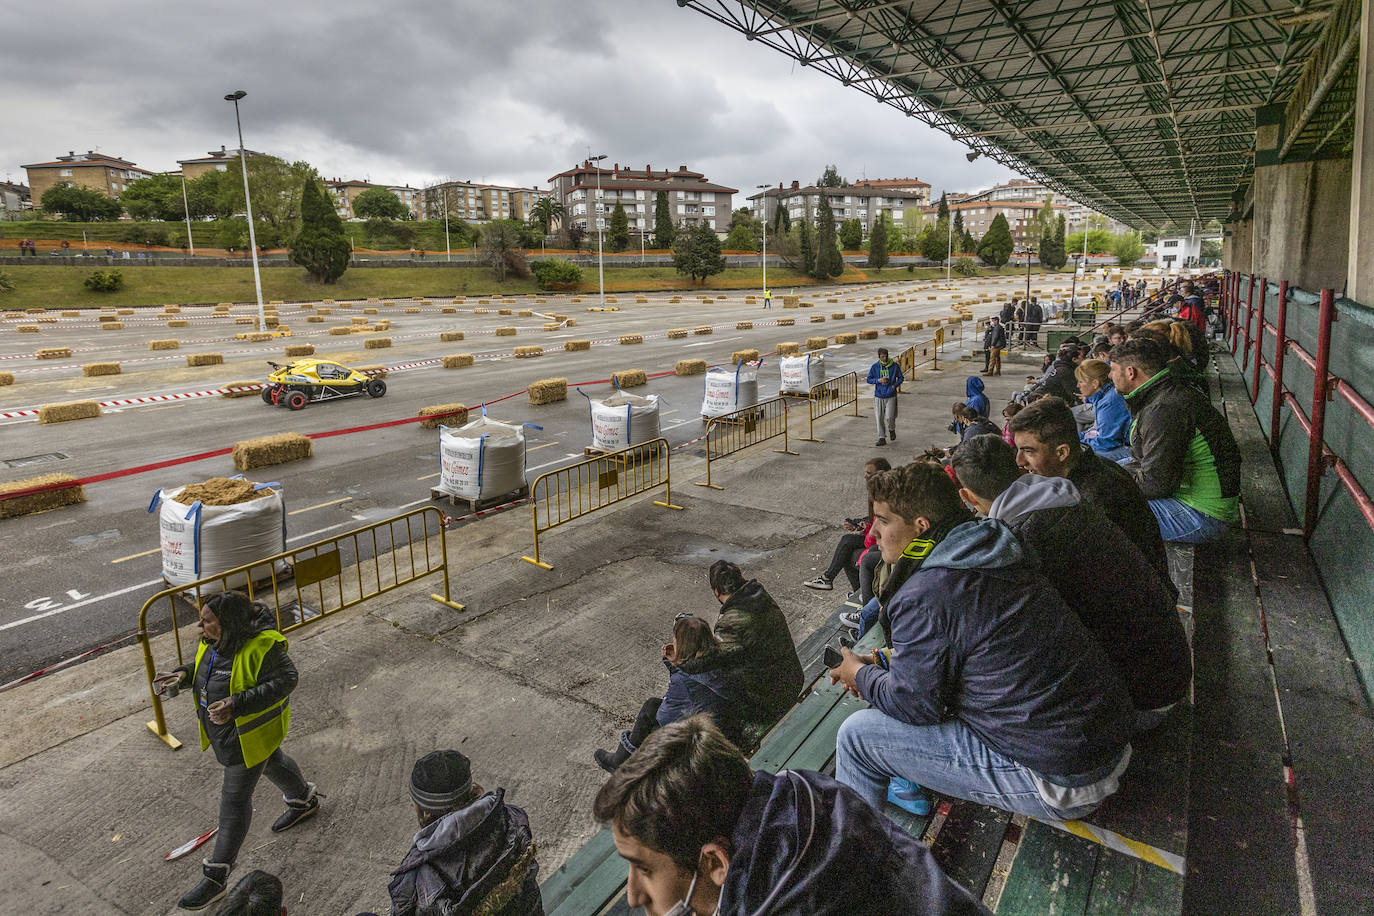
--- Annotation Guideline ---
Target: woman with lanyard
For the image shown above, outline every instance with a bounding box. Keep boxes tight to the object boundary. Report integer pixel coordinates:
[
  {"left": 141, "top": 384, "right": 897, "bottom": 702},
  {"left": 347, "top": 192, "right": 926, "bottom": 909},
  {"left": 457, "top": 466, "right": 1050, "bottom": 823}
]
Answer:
[{"left": 154, "top": 591, "right": 322, "bottom": 910}]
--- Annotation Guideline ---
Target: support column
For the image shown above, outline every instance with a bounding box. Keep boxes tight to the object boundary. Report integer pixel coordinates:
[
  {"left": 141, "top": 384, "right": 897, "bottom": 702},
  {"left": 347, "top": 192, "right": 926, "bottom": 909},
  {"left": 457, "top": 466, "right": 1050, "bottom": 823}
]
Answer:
[{"left": 1349, "top": 0, "right": 1373, "bottom": 303}]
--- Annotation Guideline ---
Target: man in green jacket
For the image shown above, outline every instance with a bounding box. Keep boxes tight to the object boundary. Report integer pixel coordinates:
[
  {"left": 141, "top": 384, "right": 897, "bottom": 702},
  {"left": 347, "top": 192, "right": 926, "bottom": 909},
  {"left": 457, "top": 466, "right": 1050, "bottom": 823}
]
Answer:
[{"left": 1110, "top": 337, "right": 1241, "bottom": 543}]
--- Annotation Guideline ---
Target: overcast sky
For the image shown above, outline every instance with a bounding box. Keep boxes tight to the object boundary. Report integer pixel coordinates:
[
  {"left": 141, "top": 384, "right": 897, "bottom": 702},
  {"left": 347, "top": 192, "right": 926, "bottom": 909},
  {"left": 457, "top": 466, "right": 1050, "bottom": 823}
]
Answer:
[{"left": 4, "top": 0, "right": 1018, "bottom": 202}]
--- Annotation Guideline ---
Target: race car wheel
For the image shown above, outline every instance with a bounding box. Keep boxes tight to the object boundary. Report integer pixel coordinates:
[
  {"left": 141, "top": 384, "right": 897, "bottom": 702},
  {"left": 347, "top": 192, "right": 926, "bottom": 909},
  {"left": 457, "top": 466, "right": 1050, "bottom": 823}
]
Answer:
[
  {"left": 261, "top": 385, "right": 277, "bottom": 404},
  {"left": 286, "top": 390, "right": 309, "bottom": 411},
  {"left": 366, "top": 379, "right": 387, "bottom": 398}
]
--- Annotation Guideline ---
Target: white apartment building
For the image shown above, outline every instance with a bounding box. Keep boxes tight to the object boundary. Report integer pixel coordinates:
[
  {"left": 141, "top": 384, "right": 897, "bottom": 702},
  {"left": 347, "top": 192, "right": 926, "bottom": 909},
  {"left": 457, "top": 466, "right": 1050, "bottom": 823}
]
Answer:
[
  {"left": 548, "top": 161, "right": 736, "bottom": 236},
  {"left": 749, "top": 179, "right": 930, "bottom": 235}
]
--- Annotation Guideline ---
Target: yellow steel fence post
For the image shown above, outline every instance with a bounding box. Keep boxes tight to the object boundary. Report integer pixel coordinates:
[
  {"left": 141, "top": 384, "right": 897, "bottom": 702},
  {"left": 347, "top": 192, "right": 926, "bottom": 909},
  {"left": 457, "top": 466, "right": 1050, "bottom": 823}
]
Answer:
[
  {"left": 429, "top": 513, "right": 465, "bottom": 610},
  {"left": 696, "top": 419, "right": 722, "bottom": 489},
  {"left": 774, "top": 398, "right": 799, "bottom": 455},
  {"left": 139, "top": 606, "right": 182, "bottom": 749},
  {"left": 653, "top": 438, "right": 685, "bottom": 510},
  {"left": 522, "top": 481, "right": 552, "bottom": 569}
]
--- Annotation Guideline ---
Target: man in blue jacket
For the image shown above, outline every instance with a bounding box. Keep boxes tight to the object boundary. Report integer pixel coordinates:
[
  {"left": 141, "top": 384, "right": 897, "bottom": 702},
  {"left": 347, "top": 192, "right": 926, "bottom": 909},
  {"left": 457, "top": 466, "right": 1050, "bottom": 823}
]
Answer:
[
  {"left": 594, "top": 715, "right": 989, "bottom": 916},
  {"left": 830, "top": 462, "right": 1133, "bottom": 821},
  {"left": 866, "top": 347, "right": 904, "bottom": 447}
]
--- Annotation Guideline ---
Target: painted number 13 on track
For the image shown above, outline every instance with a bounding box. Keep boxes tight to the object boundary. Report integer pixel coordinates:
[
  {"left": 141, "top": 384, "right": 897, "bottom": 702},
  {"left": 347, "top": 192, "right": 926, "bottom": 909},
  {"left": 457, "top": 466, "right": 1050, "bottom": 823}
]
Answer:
[{"left": 23, "top": 590, "right": 93, "bottom": 613}]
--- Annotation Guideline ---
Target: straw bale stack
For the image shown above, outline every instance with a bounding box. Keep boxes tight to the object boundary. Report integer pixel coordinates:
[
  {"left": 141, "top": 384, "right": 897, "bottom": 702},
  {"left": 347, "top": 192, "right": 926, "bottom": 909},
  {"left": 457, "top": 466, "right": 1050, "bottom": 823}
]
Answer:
[
  {"left": 0, "top": 372, "right": 12, "bottom": 386},
  {"left": 15, "top": 324, "right": 40, "bottom": 333},
  {"left": 612, "top": 369, "right": 647, "bottom": 388},
  {"left": 148, "top": 339, "right": 179, "bottom": 351},
  {"left": 515, "top": 346, "right": 544, "bottom": 359},
  {"left": 564, "top": 340, "right": 591, "bottom": 352},
  {"left": 61, "top": 310, "right": 80, "bottom": 317},
  {"left": 442, "top": 354, "right": 474, "bottom": 369},
  {"left": 417, "top": 404, "right": 469, "bottom": 429},
  {"left": 859, "top": 329, "right": 880, "bottom": 340},
  {"left": 318, "top": 307, "right": 333, "bottom": 315},
  {"left": 809, "top": 315, "right": 827, "bottom": 323},
  {"left": 404, "top": 307, "right": 421, "bottom": 314},
  {"left": 0, "top": 474, "right": 86, "bottom": 519},
  {"left": 836, "top": 333, "right": 859, "bottom": 344},
  {"left": 36, "top": 347, "right": 72, "bottom": 359},
  {"left": 495, "top": 327, "right": 517, "bottom": 336},
  {"left": 528, "top": 378, "right": 567, "bottom": 405},
  {"left": 518, "top": 309, "right": 533, "bottom": 317},
  {"left": 38, "top": 401, "right": 101, "bottom": 424},
  {"left": 498, "top": 308, "right": 514, "bottom": 315},
  {"left": 364, "top": 307, "right": 379, "bottom": 315},
  {"left": 442, "top": 307, "right": 458, "bottom": 314},
  {"left": 693, "top": 326, "right": 713, "bottom": 335},
  {"left": 233, "top": 433, "right": 313, "bottom": 471},
  {"left": 806, "top": 337, "right": 829, "bottom": 350},
  {"left": 777, "top": 318, "right": 796, "bottom": 327},
  {"left": 667, "top": 329, "right": 688, "bottom": 339},
  {"left": 831, "top": 312, "right": 846, "bottom": 320},
  {"left": 675, "top": 359, "right": 707, "bottom": 376},
  {"left": 236, "top": 317, "right": 255, "bottom": 325},
  {"left": 285, "top": 345, "right": 315, "bottom": 357},
  {"left": 441, "top": 331, "right": 465, "bottom": 342},
  {"left": 82, "top": 362, "right": 121, "bottom": 377},
  {"left": 735, "top": 321, "right": 753, "bottom": 330},
  {"left": 776, "top": 342, "right": 801, "bottom": 356},
  {"left": 329, "top": 326, "right": 352, "bottom": 336},
  {"left": 365, "top": 338, "right": 392, "bottom": 349},
  {"left": 731, "top": 349, "right": 760, "bottom": 364},
  {"left": 883, "top": 326, "right": 903, "bottom": 336},
  {"left": 220, "top": 382, "right": 261, "bottom": 399},
  {"left": 187, "top": 353, "right": 224, "bottom": 366},
  {"left": 619, "top": 334, "right": 643, "bottom": 345}
]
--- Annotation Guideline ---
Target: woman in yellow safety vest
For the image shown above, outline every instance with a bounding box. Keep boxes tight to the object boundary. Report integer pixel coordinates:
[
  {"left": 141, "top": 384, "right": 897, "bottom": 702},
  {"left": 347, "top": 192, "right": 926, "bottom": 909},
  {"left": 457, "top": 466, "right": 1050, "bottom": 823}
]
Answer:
[{"left": 154, "top": 591, "right": 321, "bottom": 911}]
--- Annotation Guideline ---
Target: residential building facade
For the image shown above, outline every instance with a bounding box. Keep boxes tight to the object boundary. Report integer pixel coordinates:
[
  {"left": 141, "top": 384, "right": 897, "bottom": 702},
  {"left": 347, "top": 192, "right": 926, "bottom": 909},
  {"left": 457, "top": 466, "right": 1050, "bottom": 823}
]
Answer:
[
  {"left": 928, "top": 199, "right": 1046, "bottom": 246},
  {"left": 177, "top": 146, "right": 260, "bottom": 181},
  {"left": 22, "top": 151, "right": 153, "bottom": 204},
  {"left": 0, "top": 181, "right": 31, "bottom": 218},
  {"left": 958, "top": 178, "right": 1128, "bottom": 235},
  {"left": 548, "top": 162, "right": 737, "bottom": 236},
  {"left": 323, "top": 179, "right": 424, "bottom": 220},
  {"left": 748, "top": 180, "right": 929, "bottom": 235},
  {"left": 419, "top": 181, "right": 550, "bottom": 224}
]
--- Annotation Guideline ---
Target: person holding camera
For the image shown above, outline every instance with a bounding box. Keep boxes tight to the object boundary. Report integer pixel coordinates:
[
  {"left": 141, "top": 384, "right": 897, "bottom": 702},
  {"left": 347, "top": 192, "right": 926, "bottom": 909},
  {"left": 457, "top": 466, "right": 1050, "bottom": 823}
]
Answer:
[{"left": 153, "top": 592, "right": 322, "bottom": 911}]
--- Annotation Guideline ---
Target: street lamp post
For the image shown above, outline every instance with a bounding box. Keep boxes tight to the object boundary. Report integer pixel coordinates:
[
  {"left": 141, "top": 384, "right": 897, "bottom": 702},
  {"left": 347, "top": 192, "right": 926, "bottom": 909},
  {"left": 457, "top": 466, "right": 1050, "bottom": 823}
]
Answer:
[
  {"left": 589, "top": 153, "right": 607, "bottom": 307},
  {"left": 945, "top": 213, "right": 953, "bottom": 287},
  {"left": 755, "top": 184, "right": 769, "bottom": 300},
  {"left": 179, "top": 174, "right": 195, "bottom": 257},
  {"left": 224, "top": 90, "right": 265, "bottom": 332}
]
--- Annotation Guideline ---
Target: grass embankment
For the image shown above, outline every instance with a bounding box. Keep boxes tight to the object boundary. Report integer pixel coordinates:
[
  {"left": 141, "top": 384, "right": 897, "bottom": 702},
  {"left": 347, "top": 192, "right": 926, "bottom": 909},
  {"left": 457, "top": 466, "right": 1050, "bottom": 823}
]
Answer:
[{"left": 0, "top": 263, "right": 1072, "bottom": 311}]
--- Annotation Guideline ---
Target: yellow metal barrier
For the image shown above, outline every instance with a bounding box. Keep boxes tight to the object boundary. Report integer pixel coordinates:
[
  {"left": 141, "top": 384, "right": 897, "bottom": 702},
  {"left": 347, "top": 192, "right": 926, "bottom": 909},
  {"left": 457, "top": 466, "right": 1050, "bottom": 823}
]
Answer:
[
  {"left": 138, "top": 506, "right": 462, "bottom": 750},
  {"left": 799, "top": 370, "right": 862, "bottom": 443},
  {"left": 522, "top": 437, "right": 682, "bottom": 570},
  {"left": 696, "top": 397, "right": 798, "bottom": 490}
]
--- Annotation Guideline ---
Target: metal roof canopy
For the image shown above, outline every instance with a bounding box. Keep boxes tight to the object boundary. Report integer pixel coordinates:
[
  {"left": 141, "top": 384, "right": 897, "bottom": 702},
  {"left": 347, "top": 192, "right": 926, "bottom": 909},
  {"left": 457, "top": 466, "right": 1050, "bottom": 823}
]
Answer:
[{"left": 678, "top": 0, "right": 1362, "bottom": 230}]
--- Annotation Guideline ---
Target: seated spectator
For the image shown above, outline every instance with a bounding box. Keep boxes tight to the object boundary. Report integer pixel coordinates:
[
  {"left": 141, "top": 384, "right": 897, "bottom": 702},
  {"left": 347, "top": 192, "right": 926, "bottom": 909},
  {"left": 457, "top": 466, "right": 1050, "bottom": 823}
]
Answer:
[
  {"left": 1000, "top": 402, "right": 1022, "bottom": 446},
  {"left": 218, "top": 870, "right": 284, "bottom": 915},
  {"left": 594, "top": 616, "right": 747, "bottom": 772},
  {"left": 950, "top": 436, "right": 1191, "bottom": 729},
  {"left": 1075, "top": 359, "right": 1131, "bottom": 461},
  {"left": 830, "top": 462, "right": 1133, "bottom": 822},
  {"left": 388, "top": 750, "right": 543, "bottom": 916},
  {"left": 802, "top": 457, "right": 890, "bottom": 593},
  {"left": 964, "top": 376, "right": 989, "bottom": 417},
  {"left": 1089, "top": 341, "right": 1112, "bottom": 360},
  {"left": 1008, "top": 396, "right": 1170, "bottom": 582},
  {"left": 1030, "top": 344, "right": 1079, "bottom": 403},
  {"left": 952, "top": 403, "right": 999, "bottom": 442},
  {"left": 1178, "top": 282, "right": 1207, "bottom": 331},
  {"left": 594, "top": 715, "right": 990, "bottom": 916},
  {"left": 675, "top": 561, "right": 804, "bottom": 749},
  {"left": 1111, "top": 338, "right": 1241, "bottom": 543}
]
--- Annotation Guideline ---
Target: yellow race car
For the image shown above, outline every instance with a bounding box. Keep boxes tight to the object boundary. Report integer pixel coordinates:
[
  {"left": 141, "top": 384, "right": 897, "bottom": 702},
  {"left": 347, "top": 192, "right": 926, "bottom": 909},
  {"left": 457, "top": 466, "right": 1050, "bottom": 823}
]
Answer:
[{"left": 261, "top": 358, "right": 386, "bottom": 409}]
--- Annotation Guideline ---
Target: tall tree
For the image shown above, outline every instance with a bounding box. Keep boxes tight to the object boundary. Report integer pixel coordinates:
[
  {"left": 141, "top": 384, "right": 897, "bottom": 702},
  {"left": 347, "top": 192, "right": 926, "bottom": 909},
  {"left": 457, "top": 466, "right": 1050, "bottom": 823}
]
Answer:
[
  {"left": 976, "top": 212, "right": 1014, "bottom": 267},
  {"left": 351, "top": 186, "right": 409, "bottom": 220},
  {"left": 812, "top": 199, "right": 844, "bottom": 279},
  {"left": 936, "top": 192, "right": 950, "bottom": 222},
  {"left": 672, "top": 221, "right": 726, "bottom": 283},
  {"left": 652, "top": 190, "right": 674, "bottom": 248},
  {"left": 608, "top": 201, "right": 630, "bottom": 252},
  {"left": 1113, "top": 230, "right": 1146, "bottom": 267},
  {"left": 1040, "top": 214, "right": 1067, "bottom": 270},
  {"left": 918, "top": 218, "right": 950, "bottom": 264},
  {"left": 724, "top": 220, "right": 757, "bottom": 251},
  {"left": 290, "top": 178, "right": 351, "bottom": 283},
  {"left": 480, "top": 219, "right": 530, "bottom": 281},
  {"left": 1027, "top": 194, "right": 1056, "bottom": 246},
  {"left": 838, "top": 218, "right": 863, "bottom": 250},
  {"left": 41, "top": 184, "right": 121, "bottom": 221},
  {"left": 817, "top": 164, "right": 847, "bottom": 188},
  {"left": 868, "top": 214, "right": 890, "bottom": 269},
  {"left": 119, "top": 174, "right": 186, "bottom": 221},
  {"left": 952, "top": 208, "right": 964, "bottom": 240},
  {"left": 797, "top": 219, "right": 815, "bottom": 275},
  {"left": 528, "top": 196, "right": 565, "bottom": 236},
  {"left": 220, "top": 154, "right": 320, "bottom": 243}
]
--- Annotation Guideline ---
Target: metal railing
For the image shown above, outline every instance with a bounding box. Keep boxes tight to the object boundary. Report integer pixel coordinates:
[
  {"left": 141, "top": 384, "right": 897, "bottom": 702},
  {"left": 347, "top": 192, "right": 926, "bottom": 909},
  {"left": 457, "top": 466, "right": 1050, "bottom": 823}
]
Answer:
[
  {"left": 521, "top": 438, "right": 683, "bottom": 570},
  {"left": 695, "top": 397, "right": 798, "bottom": 490},
  {"left": 138, "top": 506, "right": 462, "bottom": 750},
  {"left": 798, "top": 370, "right": 862, "bottom": 443}
]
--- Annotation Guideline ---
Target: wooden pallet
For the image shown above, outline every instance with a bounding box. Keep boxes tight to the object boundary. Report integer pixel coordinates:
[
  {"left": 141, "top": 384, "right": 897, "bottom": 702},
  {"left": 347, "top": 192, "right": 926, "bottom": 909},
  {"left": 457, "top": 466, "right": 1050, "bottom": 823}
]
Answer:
[
  {"left": 582, "top": 441, "right": 664, "bottom": 459},
  {"left": 428, "top": 484, "right": 528, "bottom": 513}
]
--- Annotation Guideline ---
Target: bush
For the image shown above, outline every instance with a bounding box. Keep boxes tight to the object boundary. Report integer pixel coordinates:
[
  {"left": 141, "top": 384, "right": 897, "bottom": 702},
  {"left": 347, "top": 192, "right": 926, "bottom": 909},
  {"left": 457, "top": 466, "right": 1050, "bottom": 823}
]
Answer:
[
  {"left": 0, "top": 270, "right": 13, "bottom": 294},
  {"left": 531, "top": 258, "right": 583, "bottom": 289},
  {"left": 83, "top": 270, "right": 124, "bottom": 292},
  {"left": 952, "top": 257, "right": 980, "bottom": 277}
]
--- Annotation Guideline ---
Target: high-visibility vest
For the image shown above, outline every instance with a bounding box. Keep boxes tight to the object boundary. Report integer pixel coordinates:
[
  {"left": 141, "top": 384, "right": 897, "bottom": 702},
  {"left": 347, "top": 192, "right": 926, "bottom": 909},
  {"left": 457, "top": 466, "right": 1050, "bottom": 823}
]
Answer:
[{"left": 195, "top": 631, "right": 291, "bottom": 768}]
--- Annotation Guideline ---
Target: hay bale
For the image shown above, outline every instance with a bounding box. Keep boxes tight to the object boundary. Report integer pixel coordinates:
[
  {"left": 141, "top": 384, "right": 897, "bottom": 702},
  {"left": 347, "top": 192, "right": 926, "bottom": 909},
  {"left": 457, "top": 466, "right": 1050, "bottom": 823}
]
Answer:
[
  {"left": 777, "top": 317, "right": 797, "bottom": 327},
  {"left": 367, "top": 297, "right": 381, "bottom": 303},
  {"left": 731, "top": 349, "right": 760, "bottom": 364},
  {"left": 306, "top": 315, "right": 324, "bottom": 323},
  {"left": 735, "top": 321, "right": 753, "bottom": 330},
  {"left": 832, "top": 312, "right": 846, "bottom": 320},
  {"left": 82, "top": 362, "right": 121, "bottom": 377},
  {"left": 669, "top": 296, "right": 681, "bottom": 304},
  {"left": 116, "top": 308, "right": 134, "bottom": 316},
  {"left": 364, "top": 307, "right": 379, "bottom": 315},
  {"left": 0, "top": 371, "right": 11, "bottom": 386},
  {"left": 776, "top": 341, "right": 801, "bottom": 356},
  {"left": 495, "top": 326, "right": 517, "bottom": 336},
  {"left": 806, "top": 337, "right": 829, "bottom": 350},
  {"left": 498, "top": 307, "right": 514, "bottom": 315},
  {"left": 285, "top": 344, "right": 315, "bottom": 357},
  {"left": 36, "top": 347, "right": 72, "bottom": 359},
  {"left": 852, "top": 311, "right": 866, "bottom": 318},
  {"left": 635, "top": 296, "right": 648, "bottom": 303},
  {"left": 317, "top": 307, "right": 333, "bottom": 315},
  {"left": 474, "top": 307, "right": 490, "bottom": 314},
  {"left": 264, "top": 316, "right": 280, "bottom": 329},
  {"left": 528, "top": 377, "right": 568, "bottom": 405},
  {"left": 565, "top": 317, "right": 577, "bottom": 327},
  {"left": 883, "top": 326, "right": 904, "bottom": 336},
  {"left": 782, "top": 300, "right": 799, "bottom": 309},
  {"left": 371, "top": 320, "right": 391, "bottom": 331},
  {"left": 564, "top": 339, "right": 591, "bottom": 352},
  {"left": 514, "top": 346, "right": 544, "bottom": 359},
  {"left": 215, "top": 303, "right": 233, "bottom": 311},
  {"left": 236, "top": 317, "right": 255, "bottom": 325},
  {"left": 693, "top": 326, "right": 713, "bottom": 336},
  {"left": 364, "top": 337, "right": 392, "bottom": 349},
  {"left": 440, "top": 331, "right": 465, "bottom": 342},
  {"left": 97, "top": 314, "right": 116, "bottom": 323},
  {"left": 675, "top": 358, "right": 707, "bottom": 376},
  {"left": 859, "top": 329, "right": 880, "bottom": 340},
  {"left": 242, "top": 333, "right": 273, "bottom": 343},
  {"left": 836, "top": 333, "right": 859, "bottom": 344},
  {"left": 667, "top": 328, "right": 688, "bottom": 339},
  {"left": 232, "top": 433, "right": 313, "bottom": 471},
  {"left": 187, "top": 353, "right": 224, "bottom": 367},
  {"left": 619, "top": 334, "right": 643, "bottom": 345},
  {"left": 907, "top": 321, "right": 923, "bottom": 330},
  {"left": 518, "top": 309, "right": 533, "bottom": 317},
  {"left": 0, "top": 473, "right": 87, "bottom": 519},
  {"left": 61, "top": 310, "right": 80, "bottom": 317},
  {"left": 329, "top": 326, "right": 353, "bottom": 336},
  {"left": 220, "top": 381, "right": 262, "bottom": 399},
  {"left": 417, "top": 403, "right": 469, "bottom": 429},
  {"left": 442, "top": 307, "right": 458, "bottom": 314},
  {"left": 926, "top": 318, "right": 943, "bottom": 328},
  {"left": 38, "top": 400, "right": 102, "bottom": 424},
  {"left": 404, "top": 307, "right": 421, "bottom": 314},
  {"left": 442, "top": 354, "right": 474, "bottom": 369},
  {"left": 149, "top": 339, "right": 180, "bottom": 351},
  {"left": 15, "top": 325, "right": 40, "bottom": 333},
  {"left": 809, "top": 314, "right": 827, "bottom": 323},
  {"left": 612, "top": 368, "right": 647, "bottom": 388},
  {"left": 543, "top": 323, "right": 561, "bottom": 331},
  {"left": 167, "top": 319, "right": 189, "bottom": 328}
]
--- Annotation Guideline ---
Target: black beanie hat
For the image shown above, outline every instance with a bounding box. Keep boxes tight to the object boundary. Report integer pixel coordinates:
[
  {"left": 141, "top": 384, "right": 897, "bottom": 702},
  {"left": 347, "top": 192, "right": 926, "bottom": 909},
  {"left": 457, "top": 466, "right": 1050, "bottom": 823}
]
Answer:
[{"left": 410, "top": 750, "right": 472, "bottom": 812}]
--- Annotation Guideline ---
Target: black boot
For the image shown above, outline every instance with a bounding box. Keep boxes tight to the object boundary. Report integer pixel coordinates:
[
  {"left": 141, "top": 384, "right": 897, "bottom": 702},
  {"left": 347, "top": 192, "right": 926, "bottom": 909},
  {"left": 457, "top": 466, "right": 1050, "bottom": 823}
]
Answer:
[
  {"left": 178, "top": 860, "right": 230, "bottom": 911},
  {"left": 272, "top": 782, "right": 323, "bottom": 832},
  {"left": 595, "top": 698, "right": 663, "bottom": 773},
  {"left": 594, "top": 745, "right": 632, "bottom": 773}
]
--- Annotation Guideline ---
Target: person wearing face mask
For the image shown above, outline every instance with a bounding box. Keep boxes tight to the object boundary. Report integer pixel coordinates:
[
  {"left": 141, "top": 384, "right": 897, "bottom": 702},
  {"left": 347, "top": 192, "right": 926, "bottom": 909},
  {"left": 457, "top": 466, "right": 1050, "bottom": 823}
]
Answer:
[
  {"left": 594, "top": 715, "right": 990, "bottom": 916},
  {"left": 829, "top": 462, "right": 1133, "bottom": 824},
  {"left": 153, "top": 592, "right": 321, "bottom": 911}
]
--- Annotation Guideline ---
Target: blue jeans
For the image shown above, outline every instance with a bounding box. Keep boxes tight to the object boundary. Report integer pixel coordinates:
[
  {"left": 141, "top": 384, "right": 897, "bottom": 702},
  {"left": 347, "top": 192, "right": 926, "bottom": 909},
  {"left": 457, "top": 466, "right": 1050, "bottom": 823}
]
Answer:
[
  {"left": 1148, "top": 497, "right": 1231, "bottom": 543},
  {"left": 1090, "top": 443, "right": 1132, "bottom": 463},
  {"left": 857, "top": 596, "right": 880, "bottom": 637},
  {"left": 835, "top": 711, "right": 1107, "bottom": 821}
]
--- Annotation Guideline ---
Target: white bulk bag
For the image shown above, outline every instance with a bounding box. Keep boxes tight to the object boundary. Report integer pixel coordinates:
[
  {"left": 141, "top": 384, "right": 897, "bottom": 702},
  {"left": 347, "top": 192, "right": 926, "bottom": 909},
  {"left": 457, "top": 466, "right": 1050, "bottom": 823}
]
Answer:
[
  {"left": 701, "top": 362, "right": 760, "bottom": 418},
  {"left": 150, "top": 482, "right": 286, "bottom": 589},
  {"left": 439, "top": 415, "right": 527, "bottom": 500},
  {"left": 590, "top": 392, "right": 662, "bottom": 451},
  {"left": 779, "top": 353, "right": 826, "bottom": 394}
]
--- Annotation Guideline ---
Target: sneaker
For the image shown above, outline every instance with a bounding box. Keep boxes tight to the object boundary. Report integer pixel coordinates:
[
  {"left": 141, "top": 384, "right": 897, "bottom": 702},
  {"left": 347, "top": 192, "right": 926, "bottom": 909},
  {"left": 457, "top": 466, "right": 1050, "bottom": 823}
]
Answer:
[
  {"left": 802, "top": 576, "right": 834, "bottom": 590},
  {"left": 839, "top": 611, "right": 861, "bottom": 628},
  {"left": 178, "top": 860, "right": 230, "bottom": 911},
  {"left": 875, "top": 438, "right": 886, "bottom": 447},
  {"left": 271, "top": 783, "right": 322, "bottom": 833},
  {"left": 887, "top": 778, "right": 932, "bottom": 816}
]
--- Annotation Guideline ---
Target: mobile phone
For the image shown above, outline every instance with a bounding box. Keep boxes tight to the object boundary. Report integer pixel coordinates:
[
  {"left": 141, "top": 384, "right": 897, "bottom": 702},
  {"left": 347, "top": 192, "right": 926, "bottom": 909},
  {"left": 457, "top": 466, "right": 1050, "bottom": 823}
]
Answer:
[{"left": 824, "top": 646, "right": 843, "bottom": 668}]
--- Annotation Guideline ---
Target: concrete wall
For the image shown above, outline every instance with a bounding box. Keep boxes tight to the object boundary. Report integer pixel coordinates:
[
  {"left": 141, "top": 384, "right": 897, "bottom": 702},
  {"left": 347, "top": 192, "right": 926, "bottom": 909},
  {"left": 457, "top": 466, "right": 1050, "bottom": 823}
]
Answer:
[
  {"left": 1251, "top": 157, "right": 1352, "bottom": 292},
  {"left": 1349, "top": 0, "right": 1373, "bottom": 304}
]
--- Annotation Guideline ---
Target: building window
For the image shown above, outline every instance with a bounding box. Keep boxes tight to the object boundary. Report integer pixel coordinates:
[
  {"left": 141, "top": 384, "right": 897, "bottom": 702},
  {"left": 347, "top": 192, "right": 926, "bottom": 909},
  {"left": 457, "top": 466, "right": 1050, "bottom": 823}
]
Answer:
[
  {"left": 60, "top": 168, "right": 73, "bottom": 177},
  {"left": 1163, "top": 240, "right": 1178, "bottom": 248}
]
